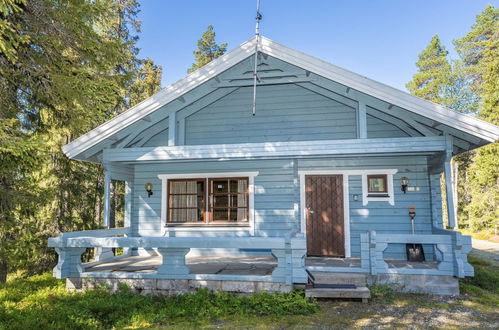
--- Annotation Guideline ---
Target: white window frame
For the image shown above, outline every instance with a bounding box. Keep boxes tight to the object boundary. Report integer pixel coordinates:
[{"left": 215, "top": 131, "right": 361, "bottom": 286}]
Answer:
[
  {"left": 361, "top": 169, "right": 397, "bottom": 206},
  {"left": 157, "top": 172, "right": 258, "bottom": 233}
]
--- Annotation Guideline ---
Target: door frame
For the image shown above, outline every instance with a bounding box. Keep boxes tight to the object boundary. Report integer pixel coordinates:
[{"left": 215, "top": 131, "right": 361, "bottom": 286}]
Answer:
[{"left": 298, "top": 171, "right": 352, "bottom": 258}]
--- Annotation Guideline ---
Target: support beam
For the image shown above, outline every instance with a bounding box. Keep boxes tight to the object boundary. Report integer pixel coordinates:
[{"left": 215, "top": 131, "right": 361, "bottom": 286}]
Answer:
[
  {"left": 444, "top": 135, "right": 457, "bottom": 229},
  {"left": 103, "top": 136, "right": 447, "bottom": 162},
  {"left": 213, "top": 77, "right": 314, "bottom": 88},
  {"left": 103, "top": 170, "right": 111, "bottom": 228},
  {"left": 366, "top": 107, "right": 420, "bottom": 137},
  {"left": 357, "top": 101, "right": 367, "bottom": 139},
  {"left": 116, "top": 119, "right": 160, "bottom": 148},
  {"left": 308, "top": 76, "right": 437, "bottom": 134},
  {"left": 168, "top": 113, "right": 176, "bottom": 146}
]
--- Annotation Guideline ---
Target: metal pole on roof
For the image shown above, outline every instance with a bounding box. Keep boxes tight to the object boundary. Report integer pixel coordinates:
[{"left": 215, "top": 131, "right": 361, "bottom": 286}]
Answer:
[{"left": 252, "top": 0, "right": 262, "bottom": 116}]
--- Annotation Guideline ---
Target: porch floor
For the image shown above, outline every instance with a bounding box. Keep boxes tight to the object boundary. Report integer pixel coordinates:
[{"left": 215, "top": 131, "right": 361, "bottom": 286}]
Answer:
[
  {"left": 85, "top": 255, "right": 439, "bottom": 275},
  {"left": 86, "top": 255, "right": 277, "bottom": 276}
]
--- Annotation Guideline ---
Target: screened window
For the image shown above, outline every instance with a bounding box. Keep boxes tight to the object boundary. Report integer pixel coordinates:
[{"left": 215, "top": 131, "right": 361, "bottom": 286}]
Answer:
[
  {"left": 167, "top": 177, "right": 249, "bottom": 224},
  {"left": 367, "top": 175, "right": 388, "bottom": 196}
]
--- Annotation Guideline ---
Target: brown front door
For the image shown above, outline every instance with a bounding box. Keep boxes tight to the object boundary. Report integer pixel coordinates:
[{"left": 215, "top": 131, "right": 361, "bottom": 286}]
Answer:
[{"left": 305, "top": 175, "right": 345, "bottom": 257}]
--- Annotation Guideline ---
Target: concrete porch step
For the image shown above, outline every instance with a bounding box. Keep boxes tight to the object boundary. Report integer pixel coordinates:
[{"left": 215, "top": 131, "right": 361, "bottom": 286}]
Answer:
[
  {"left": 310, "top": 272, "right": 368, "bottom": 286},
  {"left": 305, "top": 286, "right": 371, "bottom": 302}
]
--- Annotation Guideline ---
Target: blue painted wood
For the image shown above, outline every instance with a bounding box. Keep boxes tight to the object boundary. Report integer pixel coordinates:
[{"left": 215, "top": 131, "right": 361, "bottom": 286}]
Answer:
[{"left": 184, "top": 84, "right": 357, "bottom": 145}]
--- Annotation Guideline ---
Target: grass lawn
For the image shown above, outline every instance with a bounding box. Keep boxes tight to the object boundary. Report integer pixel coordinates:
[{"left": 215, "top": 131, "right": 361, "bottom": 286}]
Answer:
[{"left": 1, "top": 254, "right": 497, "bottom": 329}]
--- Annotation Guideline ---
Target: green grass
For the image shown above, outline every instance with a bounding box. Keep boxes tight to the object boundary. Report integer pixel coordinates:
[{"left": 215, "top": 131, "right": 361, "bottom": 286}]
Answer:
[
  {"left": 459, "top": 254, "right": 499, "bottom": 311},
  {"left": 0, "top": 273, "right": 318, "bottom": 329}
]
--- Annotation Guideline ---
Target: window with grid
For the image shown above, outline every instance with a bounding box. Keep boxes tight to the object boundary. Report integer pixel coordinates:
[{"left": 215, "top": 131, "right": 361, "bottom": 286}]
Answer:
[
  {"left": 367, "top": 174, "right": 389, "bottom": 197},
  {"left": 166, "top": 177, "right": 249, "bottom": 224},
  {"left": 209, "top": 178, "right": 249, "bottom": 222},
  {"left": 167, "top": 179, "right": 205, "bottom": 223}
]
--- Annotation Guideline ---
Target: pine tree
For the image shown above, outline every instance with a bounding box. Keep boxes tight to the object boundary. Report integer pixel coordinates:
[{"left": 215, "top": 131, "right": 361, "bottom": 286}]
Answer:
[
  {"left": 455, "top": 5, "right": 499, "bottom": 233},
  {"left": 406, "top": 35, "right": 452, "bottom": 104},
  {"left": 188, "top": 25, "right": 227, "bottom": 73}
]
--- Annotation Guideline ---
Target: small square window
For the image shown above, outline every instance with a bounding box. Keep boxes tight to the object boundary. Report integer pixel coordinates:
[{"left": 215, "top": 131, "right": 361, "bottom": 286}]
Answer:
[{"left": 367, "top": 175, "right": 388, "bottom": 197}]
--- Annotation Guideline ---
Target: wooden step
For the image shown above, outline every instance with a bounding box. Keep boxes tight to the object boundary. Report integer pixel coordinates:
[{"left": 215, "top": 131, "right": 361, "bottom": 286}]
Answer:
[
  {"left": 310, "top": 272, "right": 368, "bottom": 286},
  {"left": 305, "top": 286, "right": 370, "bottom": 303}
]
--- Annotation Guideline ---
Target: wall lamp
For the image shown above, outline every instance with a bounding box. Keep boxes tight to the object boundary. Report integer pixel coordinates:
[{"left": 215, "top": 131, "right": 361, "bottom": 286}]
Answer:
[
  {"left": 144, "top": 183, "right": 153, "bottom": 198},
  {"left": 401, "top": 177, "right": 409, "bottom": 194}
]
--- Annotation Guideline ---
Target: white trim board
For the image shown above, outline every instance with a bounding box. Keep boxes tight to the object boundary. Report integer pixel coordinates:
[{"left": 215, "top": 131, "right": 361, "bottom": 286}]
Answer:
[
  {"left": 62, "top": 36, "right": 499, "bottom": 161},
  {"left": 157, "top": 172, "right": 259, "bottom": 235},
  {"left": 361, "top": 170, "right": 397, "bottom": 206}
]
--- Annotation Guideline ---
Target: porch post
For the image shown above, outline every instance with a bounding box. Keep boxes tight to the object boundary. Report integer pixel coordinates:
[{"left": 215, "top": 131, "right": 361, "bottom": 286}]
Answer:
[
  {"left": 103, "top": 170, "right": 111, "bottom": 228},
  {"left": 444, "top": 135, "right": 457, "bottom": 229},
  {"left": 53, "top": 247, "right": 85, "bottom": 279},
  {"left": 157, "top": 248, "right": 190, "bottom": 275}
]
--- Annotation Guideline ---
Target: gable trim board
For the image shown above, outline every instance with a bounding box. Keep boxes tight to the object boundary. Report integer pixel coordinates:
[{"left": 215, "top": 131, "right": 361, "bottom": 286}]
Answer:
[{"left": 62, "top": 36, "right": 499, "bottom": 162}]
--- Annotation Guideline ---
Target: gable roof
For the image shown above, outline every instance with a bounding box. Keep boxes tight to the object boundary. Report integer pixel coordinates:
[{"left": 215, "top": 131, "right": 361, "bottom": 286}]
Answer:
[{"left": 62, "top": 36, "right": 499, "bottom": 160}]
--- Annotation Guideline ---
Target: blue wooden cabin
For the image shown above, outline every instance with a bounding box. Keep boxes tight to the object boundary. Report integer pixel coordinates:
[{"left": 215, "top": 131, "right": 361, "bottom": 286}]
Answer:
[{"left": 49, "top": 37, "right": 499, "bottom": 295}]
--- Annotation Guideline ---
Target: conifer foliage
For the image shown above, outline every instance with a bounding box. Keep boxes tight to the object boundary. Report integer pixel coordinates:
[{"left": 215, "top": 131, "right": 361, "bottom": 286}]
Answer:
[
  {"left": 407, "top": 5, "right": 498, "bottom": 234},
  {"left": 188, "top": 25, "right": 227, "bottom": 73},
  {"left": 406, "top": 35, "right": 452, "bottom": 104},
  {"left": 0, "top": 0, "right": 162, "bottom": 282}
]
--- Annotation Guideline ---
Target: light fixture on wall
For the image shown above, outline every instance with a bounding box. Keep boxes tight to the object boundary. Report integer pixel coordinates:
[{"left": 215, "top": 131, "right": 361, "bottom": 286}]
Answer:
[
  {"left": 401, "top": 177, "right": 409, "bottom": 194},
  {"left": 144, "top": 183, "right": 153, "bottom": 198},
  {"left": 353, "top": 194, "right": 359, "bottom": 201}
]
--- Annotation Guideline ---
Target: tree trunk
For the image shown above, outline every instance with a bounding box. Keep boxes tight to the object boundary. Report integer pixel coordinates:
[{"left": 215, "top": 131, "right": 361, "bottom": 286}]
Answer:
[{"left": 0, "top": 260, "right": 8, "bottom": 283}]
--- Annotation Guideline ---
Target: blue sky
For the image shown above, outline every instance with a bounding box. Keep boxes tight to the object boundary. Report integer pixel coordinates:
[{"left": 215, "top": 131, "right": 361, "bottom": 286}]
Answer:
[{"left": 136, "top": 0, "right": 496, "bottom": 90}]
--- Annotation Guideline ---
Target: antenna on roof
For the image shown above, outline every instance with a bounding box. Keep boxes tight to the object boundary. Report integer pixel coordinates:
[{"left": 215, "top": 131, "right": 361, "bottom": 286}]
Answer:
[{"left": 252, "top": 0, "right": 262, "bottom": 116}]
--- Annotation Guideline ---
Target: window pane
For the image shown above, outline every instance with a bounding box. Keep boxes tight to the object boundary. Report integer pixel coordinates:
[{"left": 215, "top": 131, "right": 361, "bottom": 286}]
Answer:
[
  {"left": 213, "top": 208, "right": 229, "bottom": 221},
  {"left": 230, "top": 194, "right": 248, "bottom": 208},
  {"left": 213, "top": 195, "right": 229, "bottom": 208},
  {"left": 230, "top": 208, "right": 247, "bottom": 221},
  {"left": 168, "top": 179, "right": 205, "bottom": 222},
  {"left": 368, "top": 176, "right": 387, "bottom": 193},
  {"left": 212, "top": 180, "right": 228, "bottom": 194}
]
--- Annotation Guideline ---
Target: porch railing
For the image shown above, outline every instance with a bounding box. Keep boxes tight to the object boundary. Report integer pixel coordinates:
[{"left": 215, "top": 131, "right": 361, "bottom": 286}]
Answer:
[
  {"left": 48, "top": 230, "right": 308, "bottom": 285},
  {"left": 360, "top": 229, "right": 473, "bottom": 278}
]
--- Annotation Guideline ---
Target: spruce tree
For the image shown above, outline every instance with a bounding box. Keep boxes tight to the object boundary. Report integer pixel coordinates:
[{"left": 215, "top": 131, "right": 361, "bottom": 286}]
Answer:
[
  {"left": 0, "top": 0, "right": 160, "bottom": 281},
  {"left": 455, "top": 5, "right": 499, "bottom": 233},
  {"left": 188, "top": 25, "right": 227, "bottom": 73},
  {"left": 406, "top": 34, "right": 452, "bottom": 104}
]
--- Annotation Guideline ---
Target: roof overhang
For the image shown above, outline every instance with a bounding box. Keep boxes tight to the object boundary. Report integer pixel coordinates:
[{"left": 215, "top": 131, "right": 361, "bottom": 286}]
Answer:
[{"left": 63, "top": 36, "right": 499, "bottom": 161}]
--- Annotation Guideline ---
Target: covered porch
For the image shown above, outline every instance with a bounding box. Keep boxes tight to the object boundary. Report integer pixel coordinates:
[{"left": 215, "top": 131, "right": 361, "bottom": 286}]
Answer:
[{"left": 48, "top": 227, "right": 473, "bottom": 283}]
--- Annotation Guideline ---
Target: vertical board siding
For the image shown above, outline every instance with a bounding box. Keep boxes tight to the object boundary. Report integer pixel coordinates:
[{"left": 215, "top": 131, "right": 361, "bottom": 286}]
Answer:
[
  {"left": 183, "top": 84, "right": 357, "bottom": 145},
  {"left": 131, "top": 156, "right": 438, "bottom": 260}
]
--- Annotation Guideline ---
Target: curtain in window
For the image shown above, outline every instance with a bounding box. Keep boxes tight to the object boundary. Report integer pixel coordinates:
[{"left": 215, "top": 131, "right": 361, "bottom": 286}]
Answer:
[
  {"left": 237, "top": 179, "right": 248, "bottom": 220},
  {"left": 170, "top": 180, "right": 198, "bottom": 222}
]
